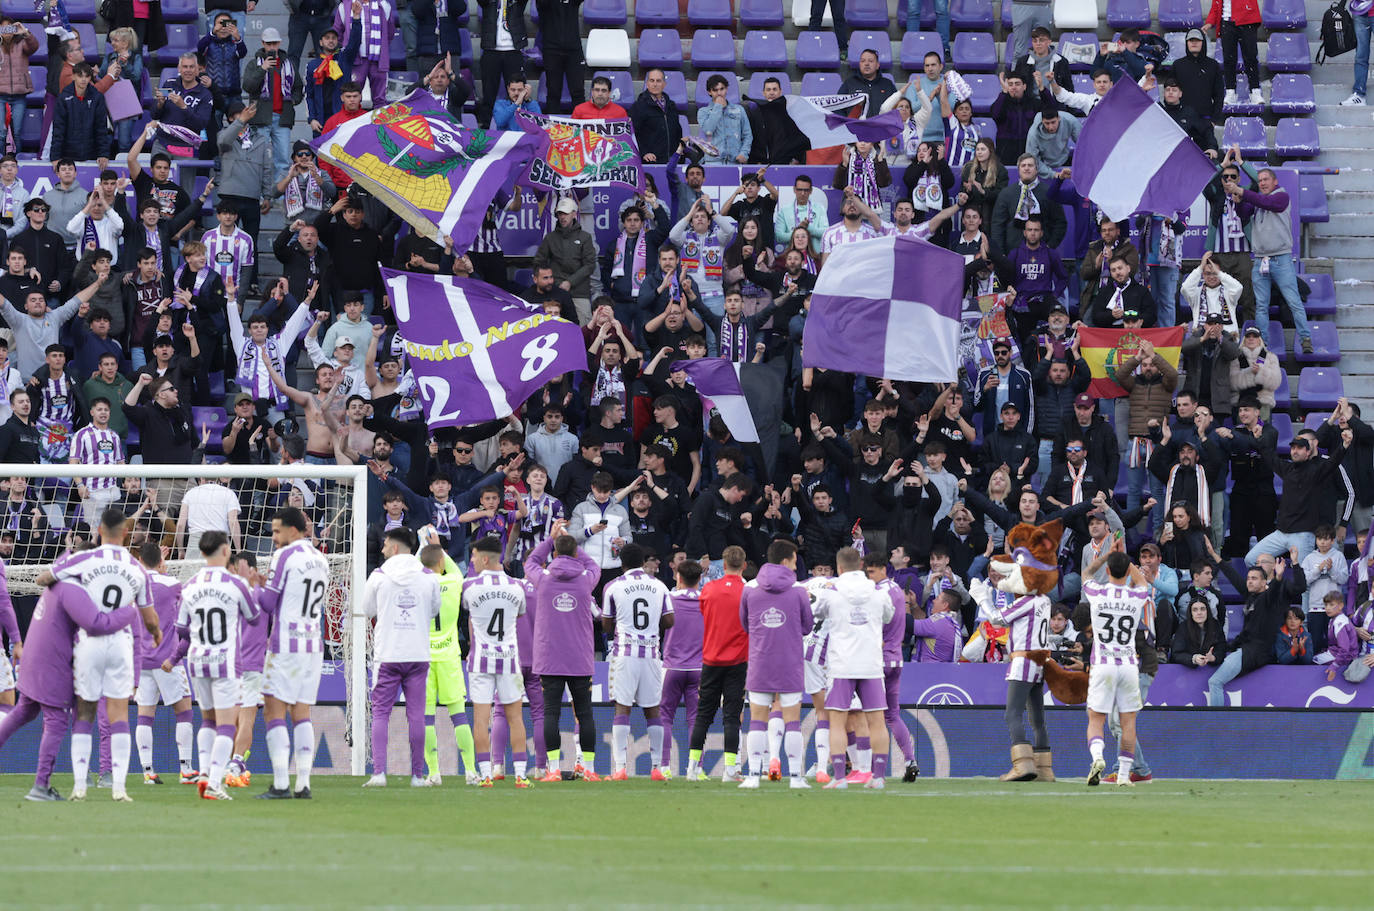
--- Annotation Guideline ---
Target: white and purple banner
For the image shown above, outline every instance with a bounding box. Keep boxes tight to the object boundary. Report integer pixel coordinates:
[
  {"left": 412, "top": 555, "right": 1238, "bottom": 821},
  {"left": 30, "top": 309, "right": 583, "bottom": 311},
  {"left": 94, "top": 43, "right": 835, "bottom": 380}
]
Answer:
[
  {"left": 670, "top": 358, "right": 760, "bottom": 443},
  {"left": 802, "top": 235, "right": 964, "bottom": 382},
  {"left": 784, "top": 92, "right": 904, "bottom": 148},
  {"left": 1071, "top": 76, "right": 1218, "bottom": 222},
  {"left": 381, "top": 269, "right": 587, "bottom": 427}
]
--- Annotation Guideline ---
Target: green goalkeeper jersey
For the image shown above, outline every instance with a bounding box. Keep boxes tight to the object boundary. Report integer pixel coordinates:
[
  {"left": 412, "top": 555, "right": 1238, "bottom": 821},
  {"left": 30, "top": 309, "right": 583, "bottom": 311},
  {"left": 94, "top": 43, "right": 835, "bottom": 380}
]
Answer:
[{"left": 429, "top": 554, "right": 465, "bottom": 663}]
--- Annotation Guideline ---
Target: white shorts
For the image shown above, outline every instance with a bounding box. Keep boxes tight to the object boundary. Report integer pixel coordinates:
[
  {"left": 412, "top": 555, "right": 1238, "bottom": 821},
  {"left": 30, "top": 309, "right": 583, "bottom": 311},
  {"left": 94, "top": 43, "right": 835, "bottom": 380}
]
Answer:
[
  {"left": 239, "top": 670, "right": 265, "bottom": 708},
  {"left": 804, "top": 659, "right": 829, "bottom": 696},
  {"left": 0, "top": 652, "right": 14, "bottom": 691},
  {"left": 469, "top": 671, "right": 525, "bottom": 706},
  {"left": 748, "top": 690, "right": 803, "bottom": 708},
  {"left": 191, "top": 675, "right": 244, "bottom": 711},
  {"left": 135, "top": 665, "right": 190, "bottom": 707},
  {"left": 609, "top": 655, "right": 663, "bottom": 708},
  {"left": 263, "top": 651, "right": 325, "bottom": 706},
  {"left": 73, "top": 629, "right": 135, "bottom": 702},
  {"left": 1086, "top": 663, "right": 1143, "bottom": 715}
]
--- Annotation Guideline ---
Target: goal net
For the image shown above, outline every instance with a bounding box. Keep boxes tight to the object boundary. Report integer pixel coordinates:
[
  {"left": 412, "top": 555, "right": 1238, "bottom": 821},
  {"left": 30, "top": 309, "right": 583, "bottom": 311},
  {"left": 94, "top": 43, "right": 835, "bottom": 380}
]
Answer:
[{"left": 1, "top": 462, "right": 373, "bottom": 775}]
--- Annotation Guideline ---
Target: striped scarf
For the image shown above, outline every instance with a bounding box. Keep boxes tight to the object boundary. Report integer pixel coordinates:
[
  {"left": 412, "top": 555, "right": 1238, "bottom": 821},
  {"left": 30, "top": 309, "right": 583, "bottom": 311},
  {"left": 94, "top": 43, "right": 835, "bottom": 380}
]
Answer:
[
  {"left": 1066, "top": 460, "right": 1087, "bottom": 504},
  {"left": 1127, "top": 436, "right": 1153, "bottom": 470},
  {"left": 847, "top": 149, "right": 880, "bottom": 210},
  {"left": 611, "top": 231, "right": 647, "bottom": 293},
  {"left": 1165, "top": 462, "right": 1210, "bottom": 527},
  {"left": 718, "top": 316, "right": 749, "bottom": 363}
]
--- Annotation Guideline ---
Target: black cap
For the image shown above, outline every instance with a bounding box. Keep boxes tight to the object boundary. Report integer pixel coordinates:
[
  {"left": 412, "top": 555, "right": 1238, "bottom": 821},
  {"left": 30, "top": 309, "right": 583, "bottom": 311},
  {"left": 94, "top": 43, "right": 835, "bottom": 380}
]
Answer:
[
  {"left": 292, "top": 139, "right": 315, "bottom": 157},
  {"left": 1122, "top": 308, "right": 1141, "bottom": 320},
  {"left": 1243, "top": 325, "right": 1262, "bottom": 336},
  {"left": 1048, "top": 302, "right": 1069, "bottom": 315},
  {"left": 1237, "top": 394, "right": 1262, "bottom": 410},
  {"left": 1204, "top": 313, "right": 1224, "bottom": 324}
]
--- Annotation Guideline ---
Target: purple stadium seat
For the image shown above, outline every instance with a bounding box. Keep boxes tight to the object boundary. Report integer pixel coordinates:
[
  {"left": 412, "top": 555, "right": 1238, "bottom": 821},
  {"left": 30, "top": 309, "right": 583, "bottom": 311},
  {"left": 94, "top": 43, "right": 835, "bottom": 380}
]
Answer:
[
  {"left": 740, "top": 0, "right": 784, "bottom": 26},
  {"left": 1274, "top": 117, "right": 1320, "bottom": 158},
  {"left": 690, "top": 29, "right": 736, "bottom": 69},
  {"left": 801, "top": 72, "right": 841, "bottom": 96},
  {"left": 687, "top": 0, "right": 735, "bottom": 28},
  {"left": 159, "top": 0, "right": 198, "bottom": 22},
  {"left": 1164, "top": 31, "right": 1187, "bottom": 60},
  {"left": 1002, "top": 0, "right": 1012, "bottom": 28},
  {"left": 898, "top": 0, "right": 938, "bottom": 30},
  {"left": 1270, "top": 74, "right": 1316, "bottom": 114},
  {"left": 950, "top": 0, "right": 994, "bottom": 29},
  {"left": 1071, "top": 72, "right": 1095, "bottom": 94},
  {"left": 1157, "top": 0, "right": 1202, "bottom": 28},
  {"left": 1262, "top": 0, "right": 1307, "bottom": 29},
  {"left": 1105, "top": 0, "right": 1150, "bottom": 28},
  {"left": 901, "top": 32, "right": 944, "bottom": 70},
  {"left": 847, "top": 32, "right": 892, "bottom": 68},
  {"left": 459, "top": 28, "right": 474, "bottom": 67},
  {"left": 585, "top": 0, "right": 629, "bottom": 26},
  {"left": 664, "top": 70, "right": 689, "bottom": 106},
  {"left": 26, "top": 65, "right": 43, "bottom": 103},
  {"left": 972, "top": 116, "right": 996, "bottom": 142},
  {"left": 1265, "top": 33, "right": 1312, "bottom": 72},
  {"left": 638, "top": 29, "right": 684, "bottom": 69},
  {"left": 594, "top": 70, "right": 636, "bottom": 106},
  {"left": 73, "top": 21, "right": 99, "bottom": 60},
  {"left": 747, "top": 71, "right": 791, "bottom": 96},
  {"left": 951, "top": 32, "right": 997, "bottom": 72},
  {"left": 1222, "top": 75, "right": 1263, "bottom": 115},
  {"left": 65, "top": 0, "right": 96, "bottom": 21},
  {"left": 694, "top": 71, "right": 740, "bottom": 106},
  {"left": 636, "top": 0, "right": 680, "bottom": 26},
  {"left": 1301, "top": 411, "right": 1330, "bottom": 437},
  {"left": 19, "top": 107, "right": 40, "bottom": 153},
  {"left": 1221, "top": 116, "right": 1266, "bottom": 160},
  {"left": 795, "top": 30, "right": 840, "bottom": 70},
  {"left": 1301, "top": 272, "right": 1336, "bottom": 315},
  {"left": 846, "top": 0, "right": 890, "bottom": 28},
  {"left": 964, "top": 74, "right": 1000, "bottom": 114},
  {"left": 1058, "top": 31, "right": 1098, "bottom": 71},
  {"left": 389, "top": 32, "right": 407, "bottom": 64},
  {"left": 1261, "top": 412, "right": 1293, "bottom": 451},
  {"left": 0, "top": 0, "right": 42, "bottom": 20},
  {"left": 538, "top": 78, "right": 573, "bottom": 106},
  {"left": 742, "top": 31, "right": 788, "bottom": 69},
  {"left": 1298, "top": 368, "right": 1343, "bottom": 411},
  {"left": 1272, "top": 370, "right": 1292, "bottom": 411},
  {"left": 1294, "top": 322, "right": 1339, "bottom": 364},
  {"left": 156, "top": 24, "right": 198, "bottom": 66}
]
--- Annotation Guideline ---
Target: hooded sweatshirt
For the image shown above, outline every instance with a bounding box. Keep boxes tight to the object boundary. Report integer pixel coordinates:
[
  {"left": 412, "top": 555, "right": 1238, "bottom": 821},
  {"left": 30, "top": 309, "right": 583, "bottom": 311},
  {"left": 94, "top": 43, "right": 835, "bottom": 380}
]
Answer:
[
  {"left": 524, "top": 536, "right": 601, "bottom": 676},
  {"left": 362, "top": 552, "right": 441, "bottom": 663},
  {"left": 19, "top": 582, "right": 137, "bottom": 709},
  {"left": 739, "top": 563, "right": 813, "bottom": 694},
  {"left": 814, "top": 570, "right": 894, "bottom": 679},
  {"left": 1172, "top": 33, "right": 1225, "bottom": 121}
]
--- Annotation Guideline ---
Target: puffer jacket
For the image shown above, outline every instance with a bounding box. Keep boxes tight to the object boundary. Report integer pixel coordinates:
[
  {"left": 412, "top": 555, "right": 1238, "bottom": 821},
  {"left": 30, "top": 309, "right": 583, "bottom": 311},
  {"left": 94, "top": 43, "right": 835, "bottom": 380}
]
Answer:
[
  {"left": 0, "top": 33, "right": 39, "bottom": 95},
  {"left": 1229, "top": 343, "right": 1283, "bottom": 408},
  {"left": 1117, "top": 353, "right": 1178, "bottom": 438}
]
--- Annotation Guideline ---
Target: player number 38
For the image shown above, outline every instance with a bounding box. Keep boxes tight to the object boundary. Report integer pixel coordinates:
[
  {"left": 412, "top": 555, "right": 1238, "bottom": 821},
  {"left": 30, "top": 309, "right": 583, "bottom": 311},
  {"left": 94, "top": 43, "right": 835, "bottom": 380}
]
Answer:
[{"left": 1097, "top": 613, "right": 1136, "bottom": 646}]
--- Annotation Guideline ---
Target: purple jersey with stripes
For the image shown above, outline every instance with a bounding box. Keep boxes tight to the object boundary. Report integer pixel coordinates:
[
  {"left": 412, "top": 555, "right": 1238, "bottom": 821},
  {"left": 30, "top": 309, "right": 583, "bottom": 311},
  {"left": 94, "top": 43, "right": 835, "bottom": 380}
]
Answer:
[
  {"left": 203, "top": 225, "right": 255, "bottom": 288},
  {"left": 138, "top": 572, "right": 182, "bottom": 670},
  {"left": 53, "top": 544, "right": 153, "bottom": 627},
  {"left": 802, "top": 576, "right": 836, "bottom": 666},
  {"left": 70, "top": 425, "right": 125, "bottom": 491},
  {"left": 661, "top": 587, "right": 703, "bottom": 670},
  {"left": 1083, "top": 579, "right": 1147, "bottom": 667},
  {"left": 997, "top": 593, "right": 1050, "bottom": 683}
]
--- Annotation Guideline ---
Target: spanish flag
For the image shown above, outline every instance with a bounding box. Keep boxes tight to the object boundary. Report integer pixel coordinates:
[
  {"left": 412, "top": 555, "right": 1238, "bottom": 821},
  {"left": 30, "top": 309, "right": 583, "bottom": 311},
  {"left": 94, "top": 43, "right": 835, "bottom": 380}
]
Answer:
[{"left": 1077, "top": 326, "right": 1186, "bottom": 399}]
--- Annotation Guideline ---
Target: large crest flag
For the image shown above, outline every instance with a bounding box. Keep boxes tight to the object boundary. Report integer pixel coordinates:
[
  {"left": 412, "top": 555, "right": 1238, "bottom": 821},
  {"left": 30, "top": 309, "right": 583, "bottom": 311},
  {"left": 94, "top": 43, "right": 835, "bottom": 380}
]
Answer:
[
  {"left": 381, "top": 269, "right": 588, "bottom": 427},
  {"left": 1077, "top": 326, "right": 1186, "bottom": 399},
  {"left": 514, "top": 111, "right": 644, "bottom": 191},
  {"left": 314, "top": 90, "right": 540, "bottom": 252}
]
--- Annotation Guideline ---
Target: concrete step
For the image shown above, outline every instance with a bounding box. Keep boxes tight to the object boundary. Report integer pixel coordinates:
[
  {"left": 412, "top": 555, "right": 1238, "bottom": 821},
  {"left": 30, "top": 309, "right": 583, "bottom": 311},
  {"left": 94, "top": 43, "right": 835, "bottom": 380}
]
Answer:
[
  {"left": 1322, "top": 188, "right": 1374, "bottom": 215},
  {"left": 1310, "top": 214, "right": 1374, "bottom": 238},
  {"left": 1334, "top": 327, "right": 1374, "bottom": 350},
  {"left": 1316, "top": 126, "right": 1374, "bottom": 147},
  {"left": 1314, "top": 147, "right": 1374, "bottom": 168},
  {"left": 1335, "top": 283, "right": 1374, "bottom": 306},
  {"left": 1340, "top": 375, "right": 1374, "bottom": 400},
  {"left": 1314, "top": 103, "right": 1374, "bottom": 126},
  {"left": 1323, "top": 168, "right": 1374, "bottom": 192},
  {"left": 1327, "top": 257, "right": 1374, "bottom": 281}
]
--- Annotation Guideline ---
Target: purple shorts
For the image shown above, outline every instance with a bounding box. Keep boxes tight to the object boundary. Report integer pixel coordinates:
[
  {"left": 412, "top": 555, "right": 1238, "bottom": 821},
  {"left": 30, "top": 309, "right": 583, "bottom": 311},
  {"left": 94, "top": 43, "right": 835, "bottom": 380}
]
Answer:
[{"left": 824, "top": 677, "right": 885, "bottom": 711}]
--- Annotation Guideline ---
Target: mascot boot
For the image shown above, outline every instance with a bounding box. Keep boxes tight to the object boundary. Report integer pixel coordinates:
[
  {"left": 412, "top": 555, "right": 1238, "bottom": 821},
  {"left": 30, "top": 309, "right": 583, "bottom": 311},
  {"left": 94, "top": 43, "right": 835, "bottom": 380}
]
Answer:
[
  {"left": 999, "top": 743, "right": 1037, "bottom": 782},
  {"left": 1033, "top": 750, "right": 1055, "bottom": 782}
]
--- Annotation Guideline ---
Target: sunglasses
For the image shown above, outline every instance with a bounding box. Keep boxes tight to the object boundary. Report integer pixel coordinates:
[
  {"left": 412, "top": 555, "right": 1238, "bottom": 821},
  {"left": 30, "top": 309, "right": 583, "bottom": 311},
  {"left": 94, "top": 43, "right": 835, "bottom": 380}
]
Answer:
[
  {"left": 1065, "top": 445, "right": 1084, "bottom": 453},
  {"left": 862, "top": 445, "right": 882, "bottom": 452},
  {"left": 294, "top": 151, "right": 314, "bottom": 158},
  {"left": 454, "top": 447, "right": 473, "bottom": 454}
]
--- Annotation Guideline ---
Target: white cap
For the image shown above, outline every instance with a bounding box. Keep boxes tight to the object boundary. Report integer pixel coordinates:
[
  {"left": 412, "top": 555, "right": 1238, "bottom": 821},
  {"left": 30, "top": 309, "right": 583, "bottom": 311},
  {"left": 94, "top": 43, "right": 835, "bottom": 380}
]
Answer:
[{"left": 262, "top": 26, "right": 282, "bottom": 43}]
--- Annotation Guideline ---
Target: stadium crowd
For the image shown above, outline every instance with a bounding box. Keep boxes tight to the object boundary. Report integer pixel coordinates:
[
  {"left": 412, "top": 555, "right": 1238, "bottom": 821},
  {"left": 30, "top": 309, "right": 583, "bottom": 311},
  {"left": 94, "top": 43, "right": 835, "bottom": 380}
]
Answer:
[{"left": 0, "top": 0, "right": 1372, "bottom": 794}]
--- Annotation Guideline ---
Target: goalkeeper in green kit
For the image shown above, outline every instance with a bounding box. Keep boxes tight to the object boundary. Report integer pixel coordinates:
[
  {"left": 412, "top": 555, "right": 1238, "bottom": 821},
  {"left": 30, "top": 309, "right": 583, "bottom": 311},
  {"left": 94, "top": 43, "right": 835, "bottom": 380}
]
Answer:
[{"left": 418, "top": 529, "right": 478, "bottom": 784}]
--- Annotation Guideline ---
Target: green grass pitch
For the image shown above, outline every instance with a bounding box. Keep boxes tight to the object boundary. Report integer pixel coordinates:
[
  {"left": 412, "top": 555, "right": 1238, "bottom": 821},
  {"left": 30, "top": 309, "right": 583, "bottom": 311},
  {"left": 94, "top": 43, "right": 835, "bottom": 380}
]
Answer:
[{"left": 2, "top": 775, "right": 1369, "bottom": 910}]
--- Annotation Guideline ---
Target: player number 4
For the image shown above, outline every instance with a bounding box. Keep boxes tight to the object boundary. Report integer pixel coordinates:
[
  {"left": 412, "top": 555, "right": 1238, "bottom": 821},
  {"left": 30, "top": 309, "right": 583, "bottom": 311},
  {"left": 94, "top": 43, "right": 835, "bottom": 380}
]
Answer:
[{"left": 487, "top": 609, "right": 505, "bottom": 641}]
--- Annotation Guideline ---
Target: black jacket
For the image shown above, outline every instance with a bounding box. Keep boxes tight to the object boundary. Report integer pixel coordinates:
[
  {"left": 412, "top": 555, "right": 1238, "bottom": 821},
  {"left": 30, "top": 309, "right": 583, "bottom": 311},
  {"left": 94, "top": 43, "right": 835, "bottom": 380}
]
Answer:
[
  {"left": 11, "top": 226, "right": 73, "bottom": 295},
  {"left": 1088, "top": 279, "right": 1156, "bottom": 328},
  {"left": 272, "top": 226, "right": 336, "bottom": 313},
  {"left": 990, "top": 180, "right": 1066, "bottom": 254},
  {"left": 748, "top": 96, "right": 809, "bottom": 165},
  {"left": 52, "top": 85, "right": 112, "bottom": 162},
  {"left": 1231, "top": 568, "right": 1306, "bottom": 673},
  {"left": 628, "top": 91, "right": 683, "bottom": 163},
  {"left": 0, "top": 414, "right": 41, "bottom": 463},
  {"left": 1030, "top": 355, "right": 1091, "bottom": 442},
  {"left": 120, "top": 198, "right": 200, "bottom": 272},
  {"left": 684, "top": 486, "right": 738, "bottom": 560},
  {"left": 980, "top": 423, "right": 1038, "bottom": 487},
  {"left": 477, "top": 0, "right": 528, "bottom": 49},
  {"left": 535, "top": 0, "right": 584, "bottom": 51},
  {"left": 1171, "top": 40, "right": 1225, "bottom": 121},
  {"left": 122, "top": 400, "right": 195, "bottom": 464},
  {"left": 1160, "top": 100, "right": 1218, "bottom": 154},
  {"left": 1010, "top": 53, "right": 1073, "bottom": 100},
  {"left": 1245, "top": 437, "right": 1350, "bottom": 534},
  {"left": 1052, "top": 415, "right": 1120, "bottom": 490},
  {"left": 1318, "top": 417, "right": 1374, "bottom": 507},
  {"left": 312, "top": 208, "right": 384, "bottom": 300}
]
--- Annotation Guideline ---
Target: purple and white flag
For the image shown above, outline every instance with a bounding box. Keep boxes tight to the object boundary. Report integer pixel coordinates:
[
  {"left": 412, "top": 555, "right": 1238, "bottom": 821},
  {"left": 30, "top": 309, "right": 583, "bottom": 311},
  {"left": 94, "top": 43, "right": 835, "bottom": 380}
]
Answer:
[
  {"left": 381, "top": 269, "right": 587, "bottom": 427},
  {"left": 514, "top": 111, "right": 644, "bottom": 192},
  {"left": 670, "top": 358, "right": 760, "bottom": 444},
  {"left": 314, "top": 90, "right": 540, "bottom": 253},
  {"left": 1071, "top": 77, "right": 1217, "bottom": 222},
  {"left": 802, "top": 235, "right": 963, "bottom": 382},
  {"left": 784, "top": 93, "right": 904, "bottom": 147}
]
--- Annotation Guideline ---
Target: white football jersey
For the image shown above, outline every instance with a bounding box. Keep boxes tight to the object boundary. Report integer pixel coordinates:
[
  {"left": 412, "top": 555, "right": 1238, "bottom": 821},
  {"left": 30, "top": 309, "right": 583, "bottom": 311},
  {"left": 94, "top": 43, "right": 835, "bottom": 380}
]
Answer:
[
  {"left": 1084, "top": 579, "right": 1148, "bottom": 667},
  {"left": 601, "top": 569, "right": 672, "bottom": 658},
  {"left": 178, "top": 566, "right": 258, "bottom": 677},
  {"left": 53, "top": 544, "right": 153, "bottom": 620},
  {"left": 265, "top": 538, "right": 330, "bottom": 654},
  {"left": 462, "top": 570, "right": 530, "bottom": 673}
]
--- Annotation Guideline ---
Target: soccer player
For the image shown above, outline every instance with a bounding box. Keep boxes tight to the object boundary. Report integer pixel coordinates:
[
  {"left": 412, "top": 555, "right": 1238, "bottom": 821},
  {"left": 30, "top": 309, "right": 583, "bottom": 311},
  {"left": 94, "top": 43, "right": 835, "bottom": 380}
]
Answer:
[
  {"left": 490, "top": 567, "right": 547, "bottom": 778},
  {"left": 0, "top": 557, "right": 22, "bottom": 712},
  {"left": 0, "top": 579, "right": 139, "bottom": 801},
  {"left": 257, "top": 507, "right": 331, "bottom": 800},
  {"left": 525, "top": 519, "right": 602, "bottom": 782},
  {"left": 461, "top": 536, "right": 534, "bottom": 788},
  {"left": 417, "top": 529, "right": 478, "bottom": 785},
  {"left": 226, "top": 550, "right": 267, "bottom": 787},
  {"left": 132, "top": 542, "right": 196, "bottom": 785},
  {"left": 1083, "top": 551, "right": 1150, "bottom": 788},
  {"left": 687, "top": 545, "right": 750, "bottom": 783},
  {"left": 36, "top": 508, "right": 161, "bottom": 802},
  {"left": 802, "top": 570, "right": 836, "bottom": 783},
  {"left": 601, "top": 542, "right": 674, "bottom": 780},
  {"left": 175, "top": 532, "right": 260, "bottom": 801},
  {"left": 866, "top": 552, "right": 921, "bottom": 783},
  {"left": 738, "top": 540, "right": 813, "bottom": 789},
  {"left": 815, "top": 547, "right": 894, "bottom": 790},
  {"left": 361, "top": 527, "right": 441, "bottom": 788},
  {"left": 658, "top": 559, "right": 704, "bottom": 778}
]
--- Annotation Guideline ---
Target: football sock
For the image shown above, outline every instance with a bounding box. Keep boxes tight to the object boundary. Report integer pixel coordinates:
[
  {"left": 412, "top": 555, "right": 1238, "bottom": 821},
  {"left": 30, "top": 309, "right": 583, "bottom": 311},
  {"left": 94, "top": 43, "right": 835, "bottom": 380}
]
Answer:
[
  {"left": 198, "top": 725, "right": 215, "bottom": 775},
  {"left": 872, "top": 752, "right": 888, "bottom": 781},
  {"left": 293, "top": 721, "right": 314, "bottom": 790},
  {"left": 135, "top": 716, "right": 154, "bottom": 771},
  {"left": 612, "top": 714, "right": 630, "bottom": 770},
  {"left": 424, "top": 714, "right": 439, "bottom": 777},
  {"left": 71, "top": 719, "right": 92, "bottom": 788},
  {"left": 1119, "top": 750, "right": 1135, "bottom": 779},
  {"left": 767, "top": 711, "right": 784, "bottom": 763},
  {"left": 109, "top": 721, "right": 130, "bottom": 791},
  {"left": 831, "top": 753, "right": 846, "bottom": 782},
  {"left": 647, "top": 719, "right": 664, "bottom": 768},
  {"left": 580, "top": 750, "right": 595, "bottom": 769},
  {"left": 210, "top": 724, "right": 235, "bottom": 789},
  {"left": 857, "top": 736, "right": 872, "bottom": 773},
  {"left": 174, "top": 710, "right": 194, "bottom": 769},
  {"left": 266, "top": 718, "right": 290, "bottom": 790},
  {"left": 450, "top": 710, "right": 475, "bottom": 773},
  {"left": 546, "top": 748, "right": 561, "bottom": 771},
  {"left": 784, "top": 721, "right": 803, "bottom": 778},
  {"left": 1089, "top": 737, "right": 1105, "bottom": 763},
  {"left": 814, "top": 719, "right": 830, "bottom": 768},
  {"left": 513, "top": 751, "right": 527, "bottom": 779},
  {"left": 477, "top": 751, "right": 492, "bottom": 779},
  {"left": 747, "top": 723, "right": 766, "bottom": 778}
]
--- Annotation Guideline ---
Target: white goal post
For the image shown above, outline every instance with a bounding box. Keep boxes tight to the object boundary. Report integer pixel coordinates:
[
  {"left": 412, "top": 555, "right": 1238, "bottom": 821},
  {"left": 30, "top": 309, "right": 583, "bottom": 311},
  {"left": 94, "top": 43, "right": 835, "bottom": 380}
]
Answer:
[{"left": 0, "top": 461, "right": 373, "bottom": 775}]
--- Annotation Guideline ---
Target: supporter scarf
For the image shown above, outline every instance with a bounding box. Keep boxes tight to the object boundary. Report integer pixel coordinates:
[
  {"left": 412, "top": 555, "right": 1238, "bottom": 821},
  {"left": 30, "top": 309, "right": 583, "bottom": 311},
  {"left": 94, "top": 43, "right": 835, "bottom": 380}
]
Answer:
[
  {"left": 1221, "top": 198, "right": 1245, "bottom": 240},
  {"left": 791, "top": 197, "right": 815, "bottom": 229},
  {"left": 143, "top": 225, "right": 164, "bottom": 272},
  {"left": 593, "top": 363, "right": 625, "bottom": 408},
  {"left": 1157, "top": 218, "right": 1183, "bottom": 268},
  {"left": 847, "top": 149, "right": 880, "bottom": 210},
  {"left": 0, "top": 181, "right": 15, "bottom": 222},
  {"left": 1098, "top": 240, "right": 1118, "bottom": 287},
  {"left": 1066, "top": 460, "right": 1086, "bottom": 505},
  {"left": 1014, "top": 179, "right": 1041, "bottom": 221},
  {"left": 313, "top": 53, "right": 343, "bottom": 84},
  {"left": 681, "top": 230, "right": 723, "bottom": 282},
  {"left": 718, "top": 315, "right": 749, "bottom": 363},
  {"left": 1127, "top": 435, "right": 1154, "bottom": 470},
  {"left": 82, "top": 215, "right": 99, "bottom": 252},
  {"left": 362, "top": 1, "right": 385, "bottom": 56},
  {"left": 1196, "top": 280, "right": 1234, "bottom": 329},
  {"left": 238, "top": 334, "right": 287, "bottom": 407},
  {"left": 432, "top": 499, "right": 457, "bottom": 536},
  {"left": 1111, "top": 280, "right": 1130, "bottom": 311},
  {"left": 157, "top": 122, "right": 204, "bottom": 158},
  {"left": 283, "top": 171, "right": 325, "bottom": 220},
  {"left": 172, "top": 263, "right": 213, "bottom": 307},
  {"left": 610, "top": 230, "right": 647, "bottom": 293},
  {"left": 1165, "top": 462, "right": 1210, "bottom": 527},
  {"left": 912, "top": 172, "right": 943, "bottom": 212},
  {"left": 259, "top": 56, "right": 296, "bottom": 101}
]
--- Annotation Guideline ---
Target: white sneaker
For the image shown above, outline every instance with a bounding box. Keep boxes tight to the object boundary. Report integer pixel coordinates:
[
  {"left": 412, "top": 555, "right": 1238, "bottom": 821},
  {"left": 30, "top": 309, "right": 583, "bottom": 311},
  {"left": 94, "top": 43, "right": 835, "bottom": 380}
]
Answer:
[
  {"left": 790, "top": 777, "right": 812, "bottom": 789},
  {"left": 464, "top": 770, "right": 480, "bottom": 786},
  {"left": 863, "top": 776, "right": 885, "bottom": 790},
  {"left": 69, "top": 785, "right": 87, "bottom": 801},
  {"left": 1249, "top": 88, "right": 1263, "bottom": 105},
  {"left": 426, "top": 772, "right": 442, "bottom": 786},
  {"left": 111, "top": 788, "right": 133, "bottom": 803},
  {"left": 362, "top": 773, "right": 387, "bottom": 788},
  {"left": 738, "top": 775, "right": 760, "bottom": 789},
  {"left": 1224, "top": 89, "right": 1237, "bottom": 105},
  {"left": 721, "top": 768, "right": 742, "bottom": 783},
  {"left": 410, "top": 775, "right": 433, "bottom": 787},
  {"left": 1343, "top": 92, "right": 1367, "bottom": 106}
]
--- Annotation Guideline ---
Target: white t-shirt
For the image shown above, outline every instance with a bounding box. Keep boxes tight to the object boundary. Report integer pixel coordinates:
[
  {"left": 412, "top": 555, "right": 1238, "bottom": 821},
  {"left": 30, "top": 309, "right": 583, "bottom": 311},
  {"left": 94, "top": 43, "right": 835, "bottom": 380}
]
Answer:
[{"left": 180, "top": 483, "right": 240, "bottom": 534}]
